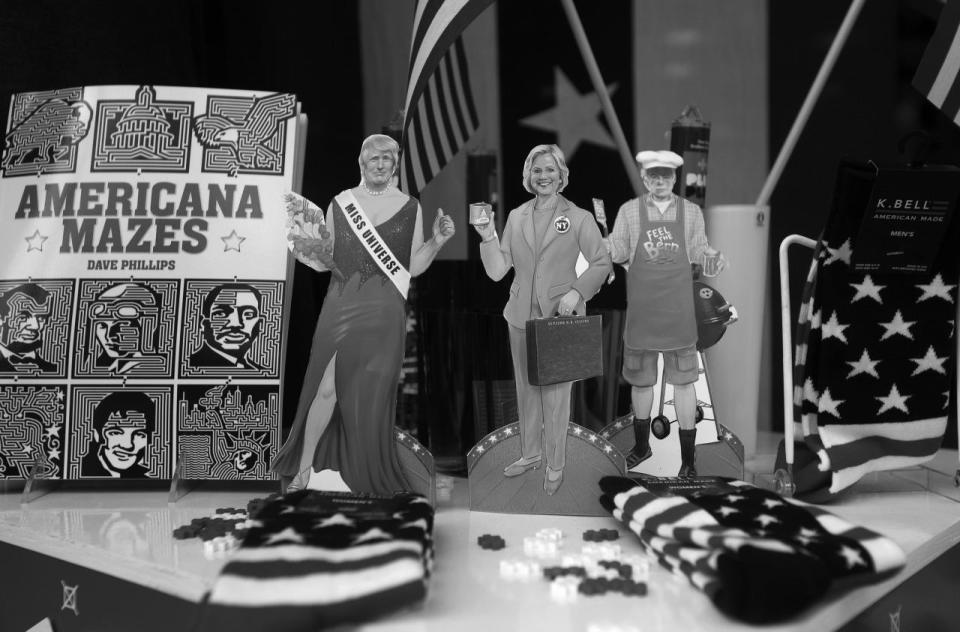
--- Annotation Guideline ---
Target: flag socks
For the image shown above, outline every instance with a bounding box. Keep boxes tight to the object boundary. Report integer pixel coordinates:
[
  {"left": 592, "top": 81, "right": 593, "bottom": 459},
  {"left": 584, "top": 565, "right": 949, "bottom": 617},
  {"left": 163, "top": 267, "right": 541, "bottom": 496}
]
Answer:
[
  {"left": 197, "top": 490, "right": 434, "bottom": 631},
  {"left": 793, "top": 162, "right": 959, "bottom": 495},
  {"left": 599, "top": 476, "right": 904, "bottom": 623}
]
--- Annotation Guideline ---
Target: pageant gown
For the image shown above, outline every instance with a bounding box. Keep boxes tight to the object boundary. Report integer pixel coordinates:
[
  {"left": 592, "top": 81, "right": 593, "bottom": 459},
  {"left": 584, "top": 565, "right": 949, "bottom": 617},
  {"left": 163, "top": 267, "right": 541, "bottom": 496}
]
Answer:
[{"left": 273, "top": 190, "right": 417, "bottom": 494}]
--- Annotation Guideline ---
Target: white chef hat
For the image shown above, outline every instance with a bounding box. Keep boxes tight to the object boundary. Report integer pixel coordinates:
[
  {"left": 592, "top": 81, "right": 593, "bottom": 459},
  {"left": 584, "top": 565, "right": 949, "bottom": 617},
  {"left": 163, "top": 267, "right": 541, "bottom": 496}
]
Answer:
[{"left": 635, "top": 150, "right": 683, "bottom": 170}]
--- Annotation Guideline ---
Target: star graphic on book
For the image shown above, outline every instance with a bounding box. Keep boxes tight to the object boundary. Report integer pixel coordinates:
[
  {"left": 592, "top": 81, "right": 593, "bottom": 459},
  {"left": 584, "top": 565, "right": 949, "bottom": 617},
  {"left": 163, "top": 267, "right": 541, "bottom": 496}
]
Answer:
[
  {"left": 263, "top": 526, "right": 304, "bottom": 545},
  {"left": 824, "top": 239, "right": 852, "bottom": 265},
  {"left": 353, "top": 527, "right": 393, "bottom": 544},
  {"left": 876, "top": 383, "right": 910, "bottom": 415},
  {"left": 755, "top": 514, "right": 779, "bottom": 528},
  {"left": 817, "top": 387, "right": 844, "bottom": 418},
  {"left": 519, "top": 66, "right": 617, "bottom": 161},
  {"left": 850, "top": 275, "right": 885, "bottom": 303},
  {"left": 911, "top": 346, "right": 947, "bottom": 376},
  {"left": 838, "top": 545, "right": 866, "bottom": 569},
  {"left": 25, "top": 230, "right": 48, "bottom": 252},
  {"left": 314, "top": 513, "right": 356, "bottom": 529},
  {"left": 847, "top": 349, "right": 880, "bottom": 378},
  {"left": 916, "top": 273, "right": 955, "bottom": 303},
  {"left": 821, "top": 312, "right": 849, "bottom": 343},
  {"left": 221, "top": 230, "right": 246, "bottom": 252},
  {"left": 879, "top": 310, "right": 915, "bottom": 341}
]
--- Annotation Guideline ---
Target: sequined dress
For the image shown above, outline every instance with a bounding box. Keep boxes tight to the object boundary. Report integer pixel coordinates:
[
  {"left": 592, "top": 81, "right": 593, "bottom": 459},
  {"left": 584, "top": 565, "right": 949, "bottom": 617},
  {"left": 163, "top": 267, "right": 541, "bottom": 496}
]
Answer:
[{"left": 273, "top": 190, "right": 418, "bottom": 494}]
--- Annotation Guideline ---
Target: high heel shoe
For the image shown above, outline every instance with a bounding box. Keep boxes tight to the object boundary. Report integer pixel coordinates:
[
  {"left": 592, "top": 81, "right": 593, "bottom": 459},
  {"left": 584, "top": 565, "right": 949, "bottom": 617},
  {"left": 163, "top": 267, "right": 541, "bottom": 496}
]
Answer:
[
  {"left": 285, "top": 468, "right": 311, "bottom": 492},
  {"left": 503, "top": 456, "right": 541, "bottom": 477},
  {"left": 544, "top": 466, "right": 563, "bottom": 496}
]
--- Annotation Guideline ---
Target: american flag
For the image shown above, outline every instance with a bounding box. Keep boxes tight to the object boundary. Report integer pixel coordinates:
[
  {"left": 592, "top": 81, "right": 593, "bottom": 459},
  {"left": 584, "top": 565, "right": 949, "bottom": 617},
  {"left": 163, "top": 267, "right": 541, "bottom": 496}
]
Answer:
[
  {"left": 199, "top": 490, "right": 434, "bottom": 631},
  {"left": 913, "top": 0, "right": 960, "bottom": 127},
  {"left": 399, "top": 0, "right": 493, "bottom": 197},
  {"left": 600, "top": 476, "right": 904, "bottom": 623},
  {"left": 792, "top": 164, "right": 959, "bottom": 495}
]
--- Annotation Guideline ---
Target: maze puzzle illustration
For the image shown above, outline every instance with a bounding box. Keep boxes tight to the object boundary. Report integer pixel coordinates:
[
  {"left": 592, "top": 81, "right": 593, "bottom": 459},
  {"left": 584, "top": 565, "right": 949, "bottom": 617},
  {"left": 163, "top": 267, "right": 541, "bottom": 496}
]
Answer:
[
  {"left": 72, "top": 279, "right": 179, "bottom": 379},
  {"left": 0, "top": 279, "right": 74, "bottom": 378},
  {"left": 91, "top": 85, "right": 193, "bottom": 172},
  {"left": 2, "top": 87, "right": 90, "bottom": 177},
  {"left": 177, "top": 383, "right": 279, "bottom": 480},
  {"left": 193, "top": 92, "right": 296, "bottom": 176},
  {"left": 0, "top": 385, "right": 66, "bottom": 479},
  {"left": 67, "top": 386, "right": 173, "bottom": 480},
  {"left": 179, "top": 279, "right": 284, "bottom": 379}
]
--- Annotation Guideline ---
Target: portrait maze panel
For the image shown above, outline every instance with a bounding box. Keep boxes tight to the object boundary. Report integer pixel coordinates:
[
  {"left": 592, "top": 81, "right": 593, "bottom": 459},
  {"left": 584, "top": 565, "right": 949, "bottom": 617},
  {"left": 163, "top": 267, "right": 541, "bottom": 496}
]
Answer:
[
  {"left": 0, "top": 385, "right": 66, "bottom": 479},
  {"left": 0, "top": 279, "right": 74, "bottom": 378},
  {"left": 67, "top": 386, "right": 173, "bottom": 480},
  {"left": 72, "top": 279, "right": 179, "bottom": 379},
  {"left": 176, "top": 383, "right": 280, "bottom": 480},
  {"left": 178, "top": 279, "right": 284, "bottom": 379}
]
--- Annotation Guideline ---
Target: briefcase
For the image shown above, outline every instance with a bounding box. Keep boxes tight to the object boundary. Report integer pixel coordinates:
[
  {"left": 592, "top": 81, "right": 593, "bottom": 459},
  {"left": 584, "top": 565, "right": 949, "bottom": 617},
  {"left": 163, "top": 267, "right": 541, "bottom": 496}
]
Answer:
[{"left": 525, "top": 314, "right": 603, "bottom": 386}]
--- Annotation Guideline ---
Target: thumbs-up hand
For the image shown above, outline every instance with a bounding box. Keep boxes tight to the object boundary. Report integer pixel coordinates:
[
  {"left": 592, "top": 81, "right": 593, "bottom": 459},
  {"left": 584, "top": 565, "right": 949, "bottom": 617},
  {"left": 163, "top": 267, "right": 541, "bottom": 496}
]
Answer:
[{"left": 433, "top": 207, "right": 456, "bottom": 247}]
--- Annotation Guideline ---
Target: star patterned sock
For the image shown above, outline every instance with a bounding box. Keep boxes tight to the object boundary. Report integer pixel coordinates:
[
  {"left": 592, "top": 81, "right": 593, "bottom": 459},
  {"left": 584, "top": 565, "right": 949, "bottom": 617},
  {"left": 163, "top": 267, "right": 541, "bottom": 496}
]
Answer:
[
  {"left": 795, "top": 162, "right": 959, "bottom": 495},
  {"left": 599, "top": 476, "right": 905, "bottom": 623},
  {"left": 196, "top": 490, "right": 434, "bottom": 632}
]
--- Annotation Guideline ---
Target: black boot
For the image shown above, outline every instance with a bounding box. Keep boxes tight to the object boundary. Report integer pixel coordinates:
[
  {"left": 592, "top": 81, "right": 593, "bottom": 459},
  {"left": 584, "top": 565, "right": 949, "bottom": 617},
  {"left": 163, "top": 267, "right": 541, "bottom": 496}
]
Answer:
[
  {"left": 678, "top": 428, "right": 697, "bottom": 477},
  {"left": 626, "top": 417, "right": 652, "bottom": 469}
]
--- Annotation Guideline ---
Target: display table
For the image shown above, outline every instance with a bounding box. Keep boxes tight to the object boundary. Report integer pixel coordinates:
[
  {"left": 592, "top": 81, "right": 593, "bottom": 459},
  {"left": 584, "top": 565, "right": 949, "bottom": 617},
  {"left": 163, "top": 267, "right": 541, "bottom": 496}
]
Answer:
[{"left": 1, "top": 449, "right": 958, "bottom": 632}]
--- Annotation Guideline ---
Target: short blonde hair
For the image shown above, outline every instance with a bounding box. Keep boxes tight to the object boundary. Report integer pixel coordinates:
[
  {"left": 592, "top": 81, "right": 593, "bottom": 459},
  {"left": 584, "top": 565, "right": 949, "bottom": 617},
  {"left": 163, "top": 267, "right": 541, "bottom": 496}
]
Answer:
[
  {"left": 358, "top": 134, "right": 400, "bottom": 179},
  {"left": 521, "top": 144, "right": 569, "bottom": 194}
]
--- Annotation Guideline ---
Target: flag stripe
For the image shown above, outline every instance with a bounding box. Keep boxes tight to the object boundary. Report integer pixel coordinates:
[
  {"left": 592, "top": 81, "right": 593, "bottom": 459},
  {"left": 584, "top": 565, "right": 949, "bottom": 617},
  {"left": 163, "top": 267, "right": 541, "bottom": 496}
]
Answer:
[
  {"left": 939, "top": 65, "right": 960, "bottom": 120},
  {"left": 426, "top": 78, "right": 453, "bottom": 162},
  {"left": 817, "top": 416, "right": 948, "bottom": 445},
  {"left": 438, "top": 53, "right": 467, "bottom": 147},
  {"left": 913, "top": 0, "right": 960, "bottom": 97},
  {"left": 441, "top": 47, "right": 470, "bottom": 144},
  {"left": 452, "top": 36, "right": 480, "bottom": 130},
  {"left": 827, "top": 434, "right": 944, "bottom": 471},
  {"left": 224, "top": 549, "right": 424, "bottom": 578}
]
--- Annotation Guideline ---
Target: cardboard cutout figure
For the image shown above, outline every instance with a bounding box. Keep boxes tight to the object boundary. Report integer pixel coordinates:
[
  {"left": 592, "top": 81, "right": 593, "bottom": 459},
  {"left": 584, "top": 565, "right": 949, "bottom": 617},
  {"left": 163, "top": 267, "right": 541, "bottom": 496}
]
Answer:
[
  {"left": 606, "top": 150, "right": 728, "bottom": 477},
  {"left": 473, "top": 144, "right": 612, "bottom": 497}
]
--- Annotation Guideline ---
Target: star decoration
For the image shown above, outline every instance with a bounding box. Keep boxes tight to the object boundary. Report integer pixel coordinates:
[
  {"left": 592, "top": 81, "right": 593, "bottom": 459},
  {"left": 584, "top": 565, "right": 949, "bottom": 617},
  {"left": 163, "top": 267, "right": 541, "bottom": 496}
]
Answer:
[
  {"left": 314, "top": 513, "right": 356, "bottom": 528},
  {"left": 798, "top": 527, "right": 819, "bottom": 539},
  {"left": 761, "top": 498, "right": 784, "bottom": 510},
  {"left": 603, "top": 444, "right": 613, "bottom": 453},
  {"left": 916, "top": 274, "right": 955, "bottom": 303},
  {"left": 725, "top": 494, "right": 745, "bottom": 504},
  {"left": 519, "top": 67, "right": 618, "bottom": 161},
  {"left": 850, "top": 275, "right": 885, "bottom": 303},
  {"left": 264, "top": 526, "right": 304, "bottom": 545},
  {"left": 817, "top": 388, "right": 843, "bottom": 418},
  {"left": 48, "top": 447, "right": 61, "bottom": 461},
  {"left": 353, "top": 527, "right": 393, "bottom": 544},
  {"left": 44, "top": 423, "right": 62, "bottom": 438},
  {"left": 846, "top": 349, "right": 880, "bottom": 379},
  {"left": 755, "top": 514, "right": 779, "bottom": 527},
  {"left": 25, "top": 230, "right": 48, "bottom": 252},
  {"left": 572, "top": 426, "right": 582, "bottom": 436},
  {"left": 824, "top": 239, "right": 852, "bottom": 265},
  {"left": 876, "top": 384, "right": 910, "bottom": 415},
  {"left": 221, "top": 230, "right": 246, "bottom": 252},
  {"left": 911, "top": 346, "right": 947, "bottom": 376},
  {"left": 715, "top": 505, "right": 738, "bottom": 517},
  {"left": 475, "top": 445, "right": 484, "bottom": 454},
  {"left": 839, "top": 545, "right": 866, "bottom": 569},
  {"left": 821, "top": 312, "right": 849, "bottom": 343},
  {"left": 879, "top": 310, "right": 915, "bottom": 341},
  {"left": 504, "top": 428, "right": 514, "bottom": 436},
  {"left": 803, "top": 378, "right": 820, "bottom": 405},
  {"left": 22, "top": 443, "right": 33, "bottom": 454}
]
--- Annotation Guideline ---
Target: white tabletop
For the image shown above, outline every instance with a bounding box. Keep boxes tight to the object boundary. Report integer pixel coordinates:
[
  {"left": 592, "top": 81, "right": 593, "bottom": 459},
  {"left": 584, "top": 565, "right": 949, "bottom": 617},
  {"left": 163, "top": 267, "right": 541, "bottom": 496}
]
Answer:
[{"left": 1, "top": 449, "right": 959, "bottom": 631}]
